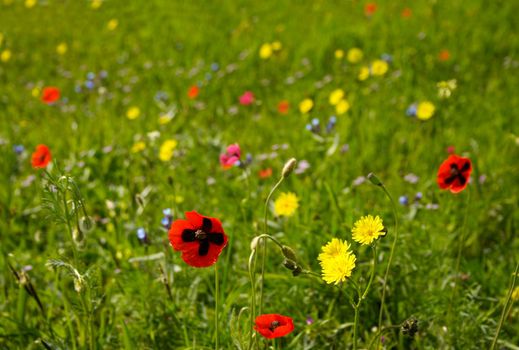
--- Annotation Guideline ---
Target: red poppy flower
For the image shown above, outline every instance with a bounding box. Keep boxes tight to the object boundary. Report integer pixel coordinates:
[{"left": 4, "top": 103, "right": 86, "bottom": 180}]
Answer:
[
  {"left": 364, "top": 3, "right": 377, "bottom": 16},
  {"left": 401, "top": 8, "right": 412, "bottom": 18},
  {"left": 437, "top": 155, "right": 472, "bottom": 193},
  {"left": 188, "top": 85, "right": 199, "bottom": 99},
  {"left": 438, "top": 49, "right": 450, "bottom": 62},
  {"left": 259, "top": 168, "right": 273, "bottom": 179},
  {"left": 41, "top": 86, "right": 60, "bottom": 104},
  {"left": 254, "top": 314, "right": 294, "bottom": 339},
  {"left": 31, "top": 144, "right": 52, "bottom": 168},
  {"left": 277, "top": 100, "right": 289, "bottom": 114},
  {"left": 168, "top": 211, "right": 228, "bottom": 267}
]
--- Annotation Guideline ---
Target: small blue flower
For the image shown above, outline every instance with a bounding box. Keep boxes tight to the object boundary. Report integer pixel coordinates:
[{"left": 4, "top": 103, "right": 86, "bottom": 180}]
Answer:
[
  {"left": 99, "top": 70, "right": 108, "bottom": 79},
  {"left": 406, "top": 103, "right": 417, "bottom": 117},
  {"left": 85, "top": 80, "right": 95, "bottom": 90},
  {"left": 415, "top": 192, "right": 423, "bottom": 201},
  {"left": 381, "top": 53, "right": 393, "bottom": 63},
  {"left": 211, "top": 63, "right": 220, "bottom": 72},
  {"left": 399, "top": 195, "right": 409, "bottom": 206},
  {"left": 205, "top": 73, "right": 212, "bottom": 81},
  {"left": 163, "top": 208, "right": 172, "bottom": 216},
  {"left": 87, "top": 72, "right": 96, "bottom": 80},
  {"left": 137, "top": 227, "right": 147, "bottom": 241},
  {"left": 13, "top": 145, "right": 24, "bottom": 154}
]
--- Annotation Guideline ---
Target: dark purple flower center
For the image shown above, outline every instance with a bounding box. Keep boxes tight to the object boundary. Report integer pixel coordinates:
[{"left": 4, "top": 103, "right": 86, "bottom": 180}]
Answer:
[{"left": 181, "top": 218, "right": 225, "bottom": 256}]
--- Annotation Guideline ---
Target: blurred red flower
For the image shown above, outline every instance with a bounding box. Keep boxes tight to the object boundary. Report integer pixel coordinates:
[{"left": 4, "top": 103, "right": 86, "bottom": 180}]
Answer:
[
  {"left": 188, "top": 85, "right": 199, "bottom": 99},
  {"left": 31, "top": 144, "right": 52, "bottom": 168},
  {"left": 364, "top": 3, "right": 377, "bottom": 16},
  {"left": 239, "top": 91, "right": 255, "bottom": 105},
  {"left": 437, "top": 155, "right": 472, "bottom": 193},
  {"left": 254, "top": 314, "right": 294, "bottom": 339},
  {"left": 258, "top": 168, "right": 273, "bottom": 179},
  {"left": 401, "top": 8, "right": 412, "bottom": 18},
  {"left": 439, "top": 49, "right": 450, "bottom": 61},
  {"left": 168, "top": 211, "right": 228, "bottom": 267},
  {"left": 277, "top": 100, "right": 289, "bottom": 114},
  {"left": 41, "top": 87, "right": 60, "bottom": 104}
]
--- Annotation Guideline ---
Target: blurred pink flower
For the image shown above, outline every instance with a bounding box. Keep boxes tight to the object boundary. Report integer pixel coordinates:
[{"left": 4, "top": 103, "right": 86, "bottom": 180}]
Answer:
[
  {"left": 220, "top": 143, "right": 241, "bottom": 169},
  {"left": 239, "top": 91, "right": 255, "bottom": 105}
]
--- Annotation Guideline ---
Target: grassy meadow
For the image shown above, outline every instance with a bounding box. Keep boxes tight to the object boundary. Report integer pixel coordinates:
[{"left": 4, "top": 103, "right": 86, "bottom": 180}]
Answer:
[{"left": 0, "top": 0, "right": 518, "bottom": 349}]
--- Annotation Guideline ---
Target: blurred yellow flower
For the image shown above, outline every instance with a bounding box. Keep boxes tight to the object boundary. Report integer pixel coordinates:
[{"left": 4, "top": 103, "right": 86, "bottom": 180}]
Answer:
[
  {"left": 91, "top": 0, "right": 102, "bottom": 9},
  {"left": 31, "top": 87, "right": 40, "bottom": 97},
  {"left": 318, "top": 238, "right": 356, "bottom": 285},
  {"left": 131, "top": 141, "right": 146, "bottom": 153},
  {"left": 56, "top": 43, "right": 68, "bottom": 55},
  {"left": 371, "top": 59, "right": 388, "bottom": 76},
  {"left": 352, "top": 215, "right": 385, "bottom": 245},
  {"left": 274, "top": 192, "right": 299, "bottom": 217},
  {"left": 271, "top": 41, "right": 282, "bottom": 51},
  {"left": 299, "top": 98, "right": 314, "bottom": 114},
  {"left": 416, "top": 101, "right": 435, "bottom": 120},
  {"left": 1, "top": 49, "right": 11, "bottom": 62},
  {"left": 347, "top": 48, "right": 363, "bottom": 63},
  {"left": 437, "top": 79, "right": 457, "bottom": 99},
  {"left": 126, "top": 106, "right": 140, "bottom": 120},
  {"left": 259, "top": 43, "right": 273, "bottom": 59},
  {"left": 358, "top": 66, "right": 370, "bottom": 81},
  {"left": 334, "top": 49, "right": 344, "bottom": 59},
  {"left": 159, "top": 139, "right": 178, "bottom": 161},
  {"left": 25, "top": 0, "right": 36, "bottom": 8},
  {"left": 329, "top": 89, "right": 344, "bottom": 106},
  {"left": 336, "top": 99, "right": 350, "bottom": 115},
  {"left": 158, "top": 113, "right": 173, "bottom": 125},
  {"left": 107, "top": 19, "right": 118, "bottom": 31},
  {"left": 512, "top": 286, "right": 519, "bottom": 301}
]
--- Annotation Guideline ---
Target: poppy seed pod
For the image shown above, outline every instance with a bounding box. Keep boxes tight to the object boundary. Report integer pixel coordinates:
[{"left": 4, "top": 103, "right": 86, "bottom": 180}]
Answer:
[
  {"left": 401, "top": 317, "right": 418, "bottom": 337},
  {"left": 282, "top": 158, "right": 297, "bottom": 178}
]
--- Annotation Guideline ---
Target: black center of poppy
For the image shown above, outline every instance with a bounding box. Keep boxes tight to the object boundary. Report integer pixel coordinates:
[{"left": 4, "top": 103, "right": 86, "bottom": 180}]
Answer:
[
  {"left": 269, "top": 321, "right": 280, "bottom": 331},
  {"left": 445, "top": 163, "right": 467, "bottom": 186},
  {"left": 181, "top": 217, "right": 225, "bottom": 256}
]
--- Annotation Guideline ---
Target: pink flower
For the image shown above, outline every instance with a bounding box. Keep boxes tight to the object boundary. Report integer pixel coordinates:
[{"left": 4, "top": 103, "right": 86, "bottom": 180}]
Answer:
[
  {"left": 239, "top": 91, "right": 255, "bottom": 106},
  {"left": 220, "top": 143, "right": 241, "bottom": 169},
  {"left": 447, "top": 145, "right": 455, "bottom": 154}
]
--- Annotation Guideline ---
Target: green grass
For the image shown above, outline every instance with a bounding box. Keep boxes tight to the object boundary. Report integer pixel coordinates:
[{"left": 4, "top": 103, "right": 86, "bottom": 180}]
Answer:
[{"left": 1, "top": 0, "right": 518, "bottom": 349}]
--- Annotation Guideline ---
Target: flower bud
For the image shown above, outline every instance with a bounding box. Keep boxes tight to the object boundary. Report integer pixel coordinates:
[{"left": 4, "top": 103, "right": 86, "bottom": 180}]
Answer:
[
  {"left": 401, "top": 317, "right": 418, "bottom": 337},
  {"left": 250, "top": 236, "right": 261, "bottom": 251},
  {"left": 281, "top": 245, "right": 297, "bottom": 262},
  {"left": 367, "top": 173, "right": 383, "bottom": 186},
  {"left": 282, "top": 158, "right": 297, "bottom": 178}
]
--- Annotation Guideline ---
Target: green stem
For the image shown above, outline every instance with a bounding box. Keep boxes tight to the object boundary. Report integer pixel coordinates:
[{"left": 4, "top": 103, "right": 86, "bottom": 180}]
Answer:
[
  {"left": 362, "top": 245, "right": 377, "bottom": 300},
  {"left": 248, "top": 251, "right": 257, "bottom": 350},
  {"left": 490, "top": 261, "right": 519, "bottom": 350},
  {"left": 215, "top": 263, "right": 220, "bottom": 350},
  {"left": 259, "top": 177, "right": 284, "bottom": 316},
  {"left": 353, "top": 304, "right": 359, "bottom": 350},
  {"left": 377, "top": 185, "right": 398, "bottom": 334}
]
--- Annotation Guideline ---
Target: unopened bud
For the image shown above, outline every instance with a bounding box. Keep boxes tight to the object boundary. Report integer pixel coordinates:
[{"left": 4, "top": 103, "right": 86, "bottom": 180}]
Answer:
[
  {"left": 367, "top": 173, "right": 383, "bottom": 186},
  {"left": 79, "top": 216, "right": 95, "bottom": 233},
  {"left": 281, "top": 245, "right": 297, "bottom": 262},
  {"left": 282, "top": 158, "right": 297, "bottom": 178},
  {"left": 283, "top": 258, "right": 298, "bottom": 271}
]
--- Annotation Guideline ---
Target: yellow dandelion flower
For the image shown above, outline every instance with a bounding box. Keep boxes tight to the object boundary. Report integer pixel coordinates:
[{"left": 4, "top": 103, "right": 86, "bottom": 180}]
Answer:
[
  {"left": 31, "top": 87, "right": 40, "bottom": 98},
  {"left": 371, "top": 59, "right": 388, "bottom": 76},
  {"left": 273, "top": 192, "right": 299, "bottom": 217},
  {"left": 131, "top": 141, "right": 146, "bottom": 153},
  {"left": 56, "top": 42, "right": 68, "bottom": 55},
  {"left": 259, "top": 43, "right": 273, "bottom": 59},
  {"left": 1, "top": 49, "right": 12, "bottom": 62},
  {"left": 336, "top": 99, "right": 350, "bottom": 115},
  {"left": 352, "top": 215, "right": 386, "bottom": 245},
  {"left": 299, "top": 98, "right": 314, "bottom": 114},
  {"left": 318, "top": 238, "right": 356, "bottom": 285},
  {"left": 329, "top": 89, "right": 345, "bottom": 106},
  {"left": 347, "top": 48, "right": 363, "bottom": 63},
  {"left": 107, "top": 19, "right": 118, "bottom": 31},
  {"left": 158, "top": 113, "right": 173, "bottom": 125},
  {"left": 271, "top": 41, "right": 282, "bottom": 51},
  {"left": 91, "top": 0, "right": 102, "bottom": 9},
  {"left": 25, "top": 0, "right": 36, "bottom": 8},
  {"left": 416, "top": 101, "right": 435, "bottom": 120},
  {"left": 512, "top": 286, "right": 519, "bottom": 302},
  {"left": 159, "top": 139, "right": 177, "bottom": 162},
  {"left": 334, "top": 49, "right": 344, "bottom": 59},
  {"left": 358, "top": 66, "right": 370, "bottom": 81},
  {"left": 126, "top": 106, "right": 140, "bottom": 120}
]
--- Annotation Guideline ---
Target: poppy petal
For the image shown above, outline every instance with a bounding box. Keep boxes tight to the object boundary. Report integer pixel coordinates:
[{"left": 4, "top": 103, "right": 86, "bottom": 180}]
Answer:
[{"left": 185, "top": 211, "right": 204, "bottom": 229}]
